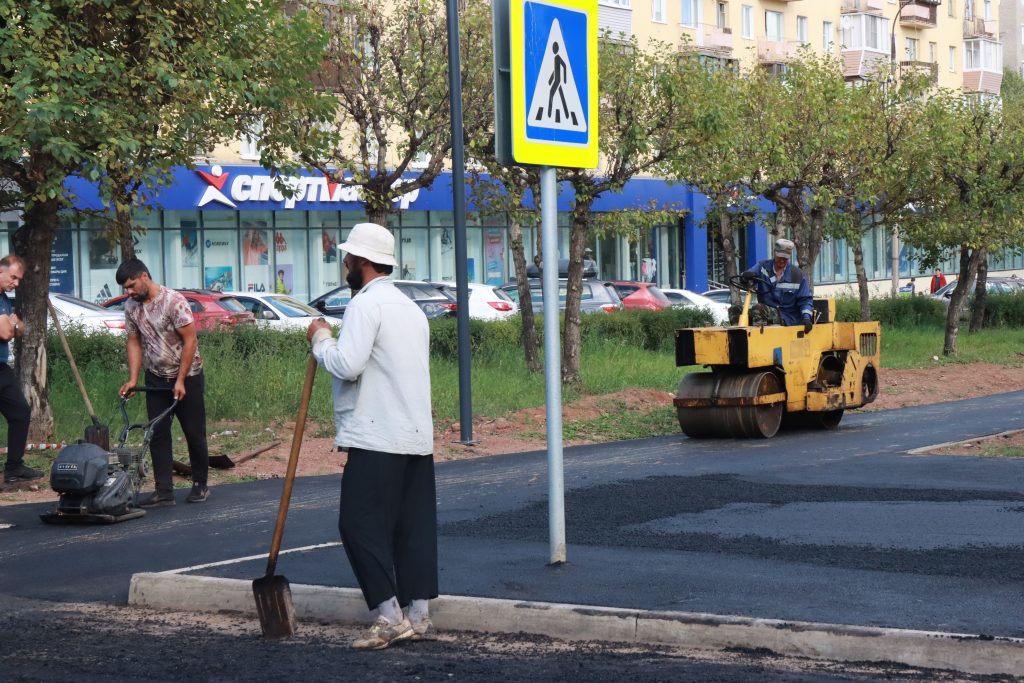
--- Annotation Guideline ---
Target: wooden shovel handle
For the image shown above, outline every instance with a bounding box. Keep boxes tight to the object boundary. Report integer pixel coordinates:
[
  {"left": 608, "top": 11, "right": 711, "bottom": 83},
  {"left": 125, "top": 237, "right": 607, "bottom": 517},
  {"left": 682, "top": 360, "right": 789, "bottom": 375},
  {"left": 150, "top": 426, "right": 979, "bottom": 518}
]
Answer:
[
  {"left": 265, "top": 355, "right": 317, "bottom": 576},
  {"left": 47, "top": 297, "right": 98, "bottom": 421}
]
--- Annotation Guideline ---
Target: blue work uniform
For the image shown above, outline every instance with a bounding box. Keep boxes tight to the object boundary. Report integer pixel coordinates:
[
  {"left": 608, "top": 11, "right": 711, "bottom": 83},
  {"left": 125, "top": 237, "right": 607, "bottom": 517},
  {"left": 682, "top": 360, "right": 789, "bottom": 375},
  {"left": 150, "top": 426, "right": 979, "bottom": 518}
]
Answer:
[{"left": 743, "top": 259, "right": 814, "bottom": 326}]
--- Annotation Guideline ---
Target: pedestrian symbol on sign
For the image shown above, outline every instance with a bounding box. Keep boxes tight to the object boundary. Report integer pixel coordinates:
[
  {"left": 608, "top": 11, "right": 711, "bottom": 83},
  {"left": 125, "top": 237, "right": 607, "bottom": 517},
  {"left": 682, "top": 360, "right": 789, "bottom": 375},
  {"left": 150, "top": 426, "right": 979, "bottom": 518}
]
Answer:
[{"left": 527, "top": 19, "right": 586, "bottom": 134}]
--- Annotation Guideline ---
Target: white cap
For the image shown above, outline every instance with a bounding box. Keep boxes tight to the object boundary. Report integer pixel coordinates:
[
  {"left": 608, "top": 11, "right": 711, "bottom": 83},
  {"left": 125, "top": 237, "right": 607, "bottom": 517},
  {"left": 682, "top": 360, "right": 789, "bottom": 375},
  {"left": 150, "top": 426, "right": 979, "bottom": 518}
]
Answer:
[{"left": 338, "top": 223, "right": 397, "bottom": 267}]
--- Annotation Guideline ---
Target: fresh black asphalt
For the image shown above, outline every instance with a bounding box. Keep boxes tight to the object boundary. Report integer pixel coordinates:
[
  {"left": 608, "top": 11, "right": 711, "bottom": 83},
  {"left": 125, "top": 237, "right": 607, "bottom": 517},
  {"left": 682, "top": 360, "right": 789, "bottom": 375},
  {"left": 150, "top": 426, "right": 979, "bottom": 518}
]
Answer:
[{"left": 1, "top": 391, "right": 1022, "bottom": 637}]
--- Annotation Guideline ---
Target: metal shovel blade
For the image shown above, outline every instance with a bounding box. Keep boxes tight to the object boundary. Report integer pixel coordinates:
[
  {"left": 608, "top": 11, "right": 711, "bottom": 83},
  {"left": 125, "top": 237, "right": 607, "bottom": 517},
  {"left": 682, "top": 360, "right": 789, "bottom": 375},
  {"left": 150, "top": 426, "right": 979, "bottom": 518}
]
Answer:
[{"left": 253, "top": 573, "right": 297, "bottom": 639}]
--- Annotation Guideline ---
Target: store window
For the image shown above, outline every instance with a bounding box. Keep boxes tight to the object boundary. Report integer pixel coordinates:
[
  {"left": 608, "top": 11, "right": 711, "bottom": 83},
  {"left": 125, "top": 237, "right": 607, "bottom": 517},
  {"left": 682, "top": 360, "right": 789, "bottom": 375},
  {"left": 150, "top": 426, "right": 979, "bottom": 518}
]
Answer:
[
  {"left": 309, "top": 210, "right": 342, "bottom": 296},
  {"left": 164, "top": 210, "right": 202, "bottom": 289},
  {"left": 272, "top": 231, "right": 307, "bottom": 299},
  {"left": 240, "top": 210, "right": 272, "bottom": 294},
  {"left": 201, "top": 211, "right": 238, "bottom": 292}
]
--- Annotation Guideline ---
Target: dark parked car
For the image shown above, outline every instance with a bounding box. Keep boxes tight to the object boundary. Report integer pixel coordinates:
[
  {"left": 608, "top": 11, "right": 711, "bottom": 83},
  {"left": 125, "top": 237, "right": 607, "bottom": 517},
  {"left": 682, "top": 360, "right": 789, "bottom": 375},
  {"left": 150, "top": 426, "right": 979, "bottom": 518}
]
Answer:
[
  {"left": 102, "top": 289, "right": 255, "bottom": 330},
  {"left": 309, "top": 280, "right": 458, "bottom": 320}
]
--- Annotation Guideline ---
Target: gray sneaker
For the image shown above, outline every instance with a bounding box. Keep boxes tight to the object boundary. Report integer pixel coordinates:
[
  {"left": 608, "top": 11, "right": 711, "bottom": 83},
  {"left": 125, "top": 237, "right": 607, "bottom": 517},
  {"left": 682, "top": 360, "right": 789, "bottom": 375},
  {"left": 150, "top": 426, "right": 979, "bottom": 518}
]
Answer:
[
  {"left": 186, "top": 484, "right": 209, "bottom": 503},
  {"left": 351, "top": 616, "right": 414, "bottom": 650},
  {"left": 409, "top": 615, "right": 436, "bottom": 641},
  {"left": 139, "top": 490, "right": 175, "bottom": 508}
]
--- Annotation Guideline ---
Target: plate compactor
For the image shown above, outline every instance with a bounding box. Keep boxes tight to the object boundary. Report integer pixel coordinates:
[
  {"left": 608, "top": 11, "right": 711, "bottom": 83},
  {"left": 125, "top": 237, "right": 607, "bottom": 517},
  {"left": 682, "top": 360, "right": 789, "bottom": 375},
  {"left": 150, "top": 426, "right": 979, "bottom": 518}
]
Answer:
[
  {"left": 41, "top": 388, "right": 176, "bottom": 524},
  {"left": 674, "top": 274, "right": 880, "bottom": 439}
]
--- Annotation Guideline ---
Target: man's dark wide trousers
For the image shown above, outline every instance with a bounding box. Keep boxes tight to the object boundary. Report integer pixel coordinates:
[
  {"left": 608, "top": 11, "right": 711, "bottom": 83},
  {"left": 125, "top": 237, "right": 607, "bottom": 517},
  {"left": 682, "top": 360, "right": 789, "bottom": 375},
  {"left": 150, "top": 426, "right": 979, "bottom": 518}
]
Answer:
[
  {"left": 339, "top": 448, "right": 439, "bottom": 609},
  {"left": 0, "top": 363, "right": 30, "bottom": 472},
  {"left": 145, "top": 370, "right": 209, "bottom": 491}
]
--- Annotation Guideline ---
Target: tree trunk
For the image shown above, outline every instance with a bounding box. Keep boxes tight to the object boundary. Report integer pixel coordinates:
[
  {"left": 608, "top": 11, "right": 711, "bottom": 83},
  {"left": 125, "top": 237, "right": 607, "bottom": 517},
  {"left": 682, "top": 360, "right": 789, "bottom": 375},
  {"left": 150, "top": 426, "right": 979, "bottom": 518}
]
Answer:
[
  {"left": 509, "top": 218, "right": 540, "bottom": 373},
  {"left": 11, "top": 200, "right": 59, "bottom": 441},
  {"left": 561, "top": 200, "right": 590, "bottom": 390},
  {"left": 852, "top": 239, "right": 871, "bottom": 321},
  {"left": 943, "top": 245, "right": 982, "bottom": 356},
  {"left": 804, "top": 205, "right": 826, "bottom": 290},
  {"left": 968, "top": 251, "right": 988, "bottom": 333},
  {"left": 365, "top": 205, "right": 392, "bottom": 228},
  {"left": 116, "top": 204, "right": 137, "bottom": 261},
  {"left": 716, "top": 210, "right": 740, "bottom": 305}
]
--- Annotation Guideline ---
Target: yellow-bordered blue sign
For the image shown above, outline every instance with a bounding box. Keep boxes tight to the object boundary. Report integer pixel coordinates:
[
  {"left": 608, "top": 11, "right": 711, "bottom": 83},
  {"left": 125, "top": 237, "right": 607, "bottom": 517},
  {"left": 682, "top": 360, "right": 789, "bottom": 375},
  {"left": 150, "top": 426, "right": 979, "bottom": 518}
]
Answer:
[{"left": 510, "top": 0, "right": 597, "bottom": 168}]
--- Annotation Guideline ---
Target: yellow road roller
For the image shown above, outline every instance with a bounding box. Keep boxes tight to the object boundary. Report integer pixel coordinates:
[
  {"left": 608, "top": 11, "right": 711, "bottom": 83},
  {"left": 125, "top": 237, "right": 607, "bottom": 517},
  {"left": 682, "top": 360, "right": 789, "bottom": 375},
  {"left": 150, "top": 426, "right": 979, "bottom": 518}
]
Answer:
[{"left": 674, "top": 276, "right": 880, "bottom": 438}]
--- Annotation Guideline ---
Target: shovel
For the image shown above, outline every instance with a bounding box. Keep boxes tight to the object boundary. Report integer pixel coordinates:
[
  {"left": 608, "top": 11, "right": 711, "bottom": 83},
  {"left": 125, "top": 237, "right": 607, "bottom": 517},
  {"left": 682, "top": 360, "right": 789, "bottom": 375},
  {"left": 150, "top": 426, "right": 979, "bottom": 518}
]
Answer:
[
  {"left": 253, "top": 354, "right": 317, "bottom": 639},
  {"left": 47, "top": 298, "right": 109, "bottom": 450}
]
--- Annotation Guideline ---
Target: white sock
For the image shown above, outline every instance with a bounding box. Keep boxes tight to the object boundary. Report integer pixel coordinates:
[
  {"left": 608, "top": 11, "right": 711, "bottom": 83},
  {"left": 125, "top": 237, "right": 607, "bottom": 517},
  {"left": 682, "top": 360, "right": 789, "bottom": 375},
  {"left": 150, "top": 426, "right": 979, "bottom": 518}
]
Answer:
[
  {"left": 407, "top": 599, "right": 429, "bottom": 623},
  {"left": 376, "top": 596, "right": 403, "bottom": 624}
]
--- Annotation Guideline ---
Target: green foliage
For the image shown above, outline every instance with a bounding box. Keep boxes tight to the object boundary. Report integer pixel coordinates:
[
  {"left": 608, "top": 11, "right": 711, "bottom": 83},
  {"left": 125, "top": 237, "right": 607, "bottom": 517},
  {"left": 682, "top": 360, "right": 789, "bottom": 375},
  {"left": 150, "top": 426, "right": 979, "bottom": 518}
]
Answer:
[
  {"left": 833, "top": 296, "right": 947, "bottom": 327},
  {"left": 975, "top": 293, "right": 1024, "bottom": 328},
  {"left": 580, "top": 308, "right": 714, "bottom": 352}
]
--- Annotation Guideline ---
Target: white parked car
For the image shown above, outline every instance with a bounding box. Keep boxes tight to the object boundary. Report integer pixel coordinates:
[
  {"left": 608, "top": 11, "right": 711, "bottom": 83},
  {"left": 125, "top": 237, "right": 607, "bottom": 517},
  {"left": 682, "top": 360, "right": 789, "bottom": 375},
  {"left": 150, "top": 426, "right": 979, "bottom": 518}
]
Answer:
[
  {"left": 231, "top": 293, "right": 322, "bottom": 331},
  {"left": 49, "top": 293, "right": 127, "bottom": 334},
  {"left": 464, "top": 282, "right": 519, "bottom": 321},
  {"left": 661, "top": 288, "right": 730, "bottom": 325}
]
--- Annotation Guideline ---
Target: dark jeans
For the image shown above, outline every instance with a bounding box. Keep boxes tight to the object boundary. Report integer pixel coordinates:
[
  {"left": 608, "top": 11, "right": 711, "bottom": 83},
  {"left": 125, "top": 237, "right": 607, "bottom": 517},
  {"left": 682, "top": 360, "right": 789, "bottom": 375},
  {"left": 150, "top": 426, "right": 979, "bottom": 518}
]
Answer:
[
  {"left": 145, "top": 370, "right": 209, "bottom": 491},
  {"left": 339, "top": 448, "right": 438, "bottom": 610},
  {"left": 0, "top": 364, "right": 30, "bottom": 472}
]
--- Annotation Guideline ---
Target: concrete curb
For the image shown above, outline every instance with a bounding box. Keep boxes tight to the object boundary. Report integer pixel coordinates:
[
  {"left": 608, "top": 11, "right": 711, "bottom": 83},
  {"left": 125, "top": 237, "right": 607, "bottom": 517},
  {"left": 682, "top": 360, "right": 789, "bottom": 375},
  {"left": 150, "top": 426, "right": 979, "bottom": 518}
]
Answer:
[{"left": 129, "top": 572, "right": 1024, "bottom": 676}]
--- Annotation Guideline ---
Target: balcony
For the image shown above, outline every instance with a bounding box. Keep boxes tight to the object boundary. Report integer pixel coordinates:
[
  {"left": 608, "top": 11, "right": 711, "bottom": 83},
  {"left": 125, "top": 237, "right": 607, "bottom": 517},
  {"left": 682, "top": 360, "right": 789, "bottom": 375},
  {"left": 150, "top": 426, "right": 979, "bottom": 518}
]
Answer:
[
  {"left": 757, "top": 38, "right": 799, "bottom": 63},
  {"left": 704, "top": 26, "right": 734, "bottom": 52},
  {"left": 898, "top": 3, "right": 937, "bottom": 28},
  {"left": 963, "top": 17, "right": 996, "bottom": 38},
  {"left": 899, "top": 60, "right": 938, "bottom": 84},
  {"left": 841, "top": 0, "right": 885, "bottom": 13},
  {"left": 963, "top": 70, "right": 1002, "bottom": 95}
]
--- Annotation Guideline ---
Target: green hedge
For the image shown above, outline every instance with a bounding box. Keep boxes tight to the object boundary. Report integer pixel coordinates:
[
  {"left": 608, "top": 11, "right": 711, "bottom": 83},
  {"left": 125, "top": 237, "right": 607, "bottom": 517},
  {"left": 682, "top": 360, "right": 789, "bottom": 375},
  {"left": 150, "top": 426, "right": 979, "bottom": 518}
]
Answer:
[{"left": 834, "top": 293, "right": 1024, "bottom": 328}]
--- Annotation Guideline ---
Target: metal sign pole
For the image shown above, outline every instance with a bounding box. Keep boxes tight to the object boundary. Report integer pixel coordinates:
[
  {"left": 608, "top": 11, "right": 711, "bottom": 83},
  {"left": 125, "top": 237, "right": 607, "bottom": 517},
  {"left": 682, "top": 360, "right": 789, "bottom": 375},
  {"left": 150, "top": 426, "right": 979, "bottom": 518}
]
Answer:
[{"left": 540, "top": 165, "right": 565, "bottom": 565}]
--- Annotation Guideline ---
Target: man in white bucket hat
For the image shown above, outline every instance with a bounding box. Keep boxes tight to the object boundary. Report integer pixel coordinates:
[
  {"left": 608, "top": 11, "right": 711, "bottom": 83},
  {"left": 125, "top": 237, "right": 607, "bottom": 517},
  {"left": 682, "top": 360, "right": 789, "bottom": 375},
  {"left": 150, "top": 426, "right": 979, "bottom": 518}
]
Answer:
[{"left": 306, "top": 222, "right": 437, "bottom": 649}]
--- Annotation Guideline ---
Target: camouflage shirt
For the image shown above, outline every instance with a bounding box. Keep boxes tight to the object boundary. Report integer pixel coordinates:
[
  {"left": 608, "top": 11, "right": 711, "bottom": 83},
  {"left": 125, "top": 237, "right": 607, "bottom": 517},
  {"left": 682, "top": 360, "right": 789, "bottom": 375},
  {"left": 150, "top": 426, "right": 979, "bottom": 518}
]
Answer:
[{"left": 124, "top": 287, "right": 203, "bottom": 379}]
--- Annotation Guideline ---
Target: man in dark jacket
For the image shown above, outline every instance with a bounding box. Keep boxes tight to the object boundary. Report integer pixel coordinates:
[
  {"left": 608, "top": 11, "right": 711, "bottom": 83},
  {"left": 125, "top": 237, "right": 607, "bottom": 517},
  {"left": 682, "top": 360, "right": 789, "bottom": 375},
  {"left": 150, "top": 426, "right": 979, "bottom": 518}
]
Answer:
[{"left": 735, "top": 238, "right": 814, "bottom": 332}]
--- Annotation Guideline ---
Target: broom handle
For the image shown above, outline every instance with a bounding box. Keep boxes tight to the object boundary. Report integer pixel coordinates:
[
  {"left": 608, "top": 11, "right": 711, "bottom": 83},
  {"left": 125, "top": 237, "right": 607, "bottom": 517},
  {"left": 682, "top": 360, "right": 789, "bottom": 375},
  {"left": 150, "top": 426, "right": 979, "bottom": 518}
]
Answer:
[
  {"left": 265, "top": 354, "right": 317, "bottom": 577},
  {"left": 46, "top": 298, "right": 99, "bottom": 423}
]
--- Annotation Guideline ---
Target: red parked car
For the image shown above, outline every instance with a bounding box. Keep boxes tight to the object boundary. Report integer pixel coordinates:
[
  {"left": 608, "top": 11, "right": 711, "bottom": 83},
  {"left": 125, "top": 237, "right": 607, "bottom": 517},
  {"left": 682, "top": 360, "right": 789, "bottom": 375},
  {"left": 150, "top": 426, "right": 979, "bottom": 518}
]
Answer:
[
  {"left": 608, "top": 281, "right": 673, "bottom": 311},
  {"left": 101, "top": 289, "right": 256, "bottom": 331}
]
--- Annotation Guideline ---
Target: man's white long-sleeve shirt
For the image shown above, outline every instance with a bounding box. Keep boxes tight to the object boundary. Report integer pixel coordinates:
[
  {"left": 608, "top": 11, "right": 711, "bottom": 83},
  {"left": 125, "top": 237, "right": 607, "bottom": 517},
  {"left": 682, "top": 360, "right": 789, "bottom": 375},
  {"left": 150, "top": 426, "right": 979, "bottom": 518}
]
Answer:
[{"left": 310, "top": 276, "right": 433, "bottom": 455}]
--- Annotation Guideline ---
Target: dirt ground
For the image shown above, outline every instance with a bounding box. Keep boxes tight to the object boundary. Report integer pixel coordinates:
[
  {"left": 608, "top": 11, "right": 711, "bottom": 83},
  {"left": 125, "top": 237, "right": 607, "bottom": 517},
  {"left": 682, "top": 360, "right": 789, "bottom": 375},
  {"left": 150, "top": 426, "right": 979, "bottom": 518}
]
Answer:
[{"left": 3, "top": 362, "right": 1022, "bottom": 506}]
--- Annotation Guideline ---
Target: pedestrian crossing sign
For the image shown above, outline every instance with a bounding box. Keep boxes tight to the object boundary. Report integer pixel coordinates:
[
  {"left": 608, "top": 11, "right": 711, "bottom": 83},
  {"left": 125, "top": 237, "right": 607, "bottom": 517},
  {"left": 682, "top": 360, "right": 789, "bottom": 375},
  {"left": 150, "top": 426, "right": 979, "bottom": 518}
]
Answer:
[{"left": 510, "top": 0, "right": 598, "bottom": 168}]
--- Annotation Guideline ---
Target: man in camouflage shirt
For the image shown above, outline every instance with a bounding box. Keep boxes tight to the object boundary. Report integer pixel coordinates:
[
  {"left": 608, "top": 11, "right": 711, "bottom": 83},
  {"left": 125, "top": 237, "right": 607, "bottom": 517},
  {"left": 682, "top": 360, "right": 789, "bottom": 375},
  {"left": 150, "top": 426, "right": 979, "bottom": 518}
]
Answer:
[{"left": 116, "top": 259, "right": 210, "bottom": 506}]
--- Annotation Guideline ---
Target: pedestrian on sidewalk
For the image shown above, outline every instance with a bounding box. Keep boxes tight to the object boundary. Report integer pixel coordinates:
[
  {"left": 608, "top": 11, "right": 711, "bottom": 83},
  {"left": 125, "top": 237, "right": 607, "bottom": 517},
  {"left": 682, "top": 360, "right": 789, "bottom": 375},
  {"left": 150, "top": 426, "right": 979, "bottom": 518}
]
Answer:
[
  {"left": 306, "top": 222, "right": 437, "bottom": 651},
  {"left": 116, "top": 258, "right": 210, "bottom": 506},
  {"left": 930, "top": 268, "right": 947, "bottom": 294},
  {"left": 0, "top": 255, "right": 42, "bottom": 485}
]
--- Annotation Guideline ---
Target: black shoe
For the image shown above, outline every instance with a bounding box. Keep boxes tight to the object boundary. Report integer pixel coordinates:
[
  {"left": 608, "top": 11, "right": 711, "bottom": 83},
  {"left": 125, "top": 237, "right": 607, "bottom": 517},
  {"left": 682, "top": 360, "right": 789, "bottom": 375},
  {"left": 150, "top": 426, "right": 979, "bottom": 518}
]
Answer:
[
  {"left": 186, "top": 484, "right": 209, "bottom": 503},
  {"left": 139, "top": 490, "right": 176, "bottom": 507},
  {"left": 4, "top": 465, "right": 44, "bottom": 484}
]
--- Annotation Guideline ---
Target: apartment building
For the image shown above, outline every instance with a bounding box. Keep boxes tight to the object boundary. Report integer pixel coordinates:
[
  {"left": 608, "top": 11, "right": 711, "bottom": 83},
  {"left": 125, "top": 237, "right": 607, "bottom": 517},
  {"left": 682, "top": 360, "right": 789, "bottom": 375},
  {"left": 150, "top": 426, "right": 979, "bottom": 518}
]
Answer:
[
  {"left": 16, "top": 0, "right": 1019, "bottom": 305},
  {"left": 1000, "top": 0, "right": 1024, "bottom": 76},
  {"left": 603, "top": 0, "right": 1002, "bottom": 95}
]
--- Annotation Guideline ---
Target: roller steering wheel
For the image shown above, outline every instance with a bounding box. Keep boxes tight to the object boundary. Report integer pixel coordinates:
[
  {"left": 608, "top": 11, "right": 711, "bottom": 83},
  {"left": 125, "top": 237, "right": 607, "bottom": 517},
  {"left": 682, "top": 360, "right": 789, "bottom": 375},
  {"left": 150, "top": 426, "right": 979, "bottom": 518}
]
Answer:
[{"left": 728, "top": 273, "right": 771, "bottom": 293}]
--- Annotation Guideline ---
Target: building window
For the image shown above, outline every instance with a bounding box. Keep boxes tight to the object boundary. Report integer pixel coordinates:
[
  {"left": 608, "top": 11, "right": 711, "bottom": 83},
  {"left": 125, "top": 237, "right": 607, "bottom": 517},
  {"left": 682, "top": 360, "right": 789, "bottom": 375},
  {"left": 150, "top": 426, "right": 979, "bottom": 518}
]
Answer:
[
  {"left": 839, "top": 13, "right": 886, "bottom": 52},
  {"left": 680, "top": 0, "right": 698, "bottom": 27},
  {"left": 949, "top": 45, "right": 957, "bottom": 72},
  {"left": 929, "top": 41, "right": 937, "bottom": 63},
  {"left": 797, "top": 16, "right": 808, "bottom": 45},
  {"left": 239, "top": 119, "right": 264, "bottom": 161},
  {"left": 964, "top": 38, "right": 1002, "bottom": 71},
  {"left": 601, "top": 0, "right": 630, "bottom": 6},
  {"left": 716, "top": 1, "right": 727, "bottom": 30},
  {"left": 823, "top": 21, "right": 834, "bottom": 52},
  {"left": 741, "top": 5, "right": 753, "bottom": 38},
  {"left": 948, "top": 0, "right": 955, "bottom": 17},
  {"left": 905, "top": 37, "right": 918, "bottom": 61},
  {"left": 652, "top": 0, "right": 665, "bottom": 22},
  {"left": 983, "top": 0, "right": 992, "bottom": 20},
  {"left": 765, "top": 10, "right": 783, "bottom": 41}
]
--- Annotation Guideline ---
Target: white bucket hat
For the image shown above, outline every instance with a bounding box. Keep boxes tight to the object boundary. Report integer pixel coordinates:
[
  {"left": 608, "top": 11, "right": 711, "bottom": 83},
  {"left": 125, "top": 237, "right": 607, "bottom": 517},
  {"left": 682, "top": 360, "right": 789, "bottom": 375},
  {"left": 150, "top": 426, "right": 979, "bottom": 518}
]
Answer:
[{"left": 338, "top": 222, "right": 397, "bottom": 267}]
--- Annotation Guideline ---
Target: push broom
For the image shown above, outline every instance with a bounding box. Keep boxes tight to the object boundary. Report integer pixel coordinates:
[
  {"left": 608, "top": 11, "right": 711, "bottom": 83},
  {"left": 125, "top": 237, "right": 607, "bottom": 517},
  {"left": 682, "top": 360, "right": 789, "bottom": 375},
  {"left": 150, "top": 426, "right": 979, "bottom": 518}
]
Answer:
[{"left": 253, "top": 354, "right": 317, "bottom": 639}]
